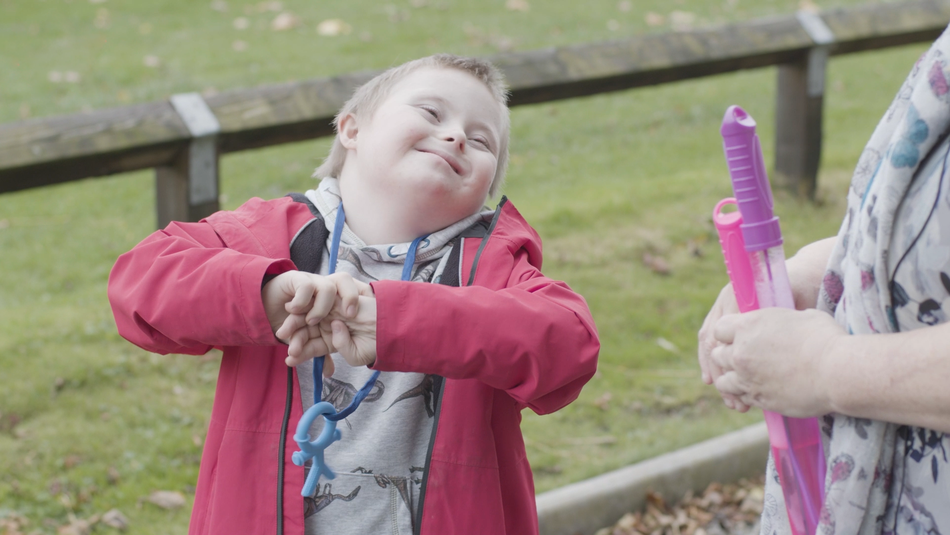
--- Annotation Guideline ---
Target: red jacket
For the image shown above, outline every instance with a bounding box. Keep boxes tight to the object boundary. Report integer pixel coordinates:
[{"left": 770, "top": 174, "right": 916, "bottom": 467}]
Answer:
[{"left": 108, "top": 196, "right": 600, "bottom": 535}]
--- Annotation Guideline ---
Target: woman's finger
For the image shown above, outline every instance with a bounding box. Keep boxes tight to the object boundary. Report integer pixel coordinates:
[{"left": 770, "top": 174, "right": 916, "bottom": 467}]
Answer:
[
  {"left": 713, "top": 371, "right": 746, "bottom": 397},
  {"left": 712, "top": 313, "right": 740, "bottom": 345}
]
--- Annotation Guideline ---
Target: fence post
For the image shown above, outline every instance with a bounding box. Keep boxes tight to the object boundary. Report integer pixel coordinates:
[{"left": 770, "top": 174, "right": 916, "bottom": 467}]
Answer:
[
  {"left": 774, "top": 11, "right": 835, "bottom": 199},
  {"left": 157, "top": 93, "right": 221, "bottom": 229}
]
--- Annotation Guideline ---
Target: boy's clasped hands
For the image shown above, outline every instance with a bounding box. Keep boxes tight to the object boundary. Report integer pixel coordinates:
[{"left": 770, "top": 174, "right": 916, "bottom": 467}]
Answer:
[{"left": 262, "top": 270, "right": 377, "bottom": 376}]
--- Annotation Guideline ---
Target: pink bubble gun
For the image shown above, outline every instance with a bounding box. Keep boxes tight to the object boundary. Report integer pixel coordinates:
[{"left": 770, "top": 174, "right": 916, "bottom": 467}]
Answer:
[{"left": 713, "top": 105, "right": 826, "bottom": 535}]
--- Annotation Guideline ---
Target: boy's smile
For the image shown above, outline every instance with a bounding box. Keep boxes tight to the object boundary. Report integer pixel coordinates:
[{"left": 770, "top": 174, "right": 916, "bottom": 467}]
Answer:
[{"left": 336, "top": 67, "right": 505, "bottom": 243}]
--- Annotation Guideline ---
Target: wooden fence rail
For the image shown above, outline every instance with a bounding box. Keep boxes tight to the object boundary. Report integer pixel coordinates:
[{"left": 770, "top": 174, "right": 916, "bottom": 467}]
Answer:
[{"left": 1, "top": 0, "right": 948, "bottom": 227}]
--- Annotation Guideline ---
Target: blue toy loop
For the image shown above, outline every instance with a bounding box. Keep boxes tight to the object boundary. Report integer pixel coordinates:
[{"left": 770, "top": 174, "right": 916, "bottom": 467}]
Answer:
[
  {"left": 291, "top": 200, "right": 428, "bottom": 497},
  {"left": 291, "top": 401, "right": 342, "bottom": 497}
]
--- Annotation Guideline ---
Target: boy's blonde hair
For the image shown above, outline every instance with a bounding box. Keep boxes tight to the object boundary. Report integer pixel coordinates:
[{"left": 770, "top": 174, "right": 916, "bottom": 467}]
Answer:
[{"left": 313, "top": 54, "right": 511, "bottom": 198}]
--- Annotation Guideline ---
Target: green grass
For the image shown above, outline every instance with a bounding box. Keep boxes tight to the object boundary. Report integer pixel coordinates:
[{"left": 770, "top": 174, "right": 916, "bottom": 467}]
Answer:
[{"left": 0, "top": 0, "right": 929, "bottom": 532}]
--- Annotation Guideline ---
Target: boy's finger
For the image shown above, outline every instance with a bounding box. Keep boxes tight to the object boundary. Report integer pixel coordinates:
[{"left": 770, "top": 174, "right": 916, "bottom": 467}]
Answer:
[
  {"left": 276, "top": 313, "right": 308, "bottom": 341},
  {"left": 328, "top": 273, "right": 360, "bottom": 318},
  {"left": 306, "top": 278, "right": 337, "bottom": 325},
  {"left": 286, "top": 277, "right": 316, "bottom": 314},
  {"left": 355, "top": 279, "right": 375, "bottom": 297},
  {"left": 322, "top": 356, "right": 335, "bottom": 377},
  {"left": 286, "top": 325, "right": 310, "bottom": 357},
  {"left": 329, "top": 320, "right": 357, "bottom": 365}
]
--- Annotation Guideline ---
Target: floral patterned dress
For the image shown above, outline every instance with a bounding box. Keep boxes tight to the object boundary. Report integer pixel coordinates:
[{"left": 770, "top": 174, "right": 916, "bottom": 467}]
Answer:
[{"left": 761, "top": 24, "right": 950, "bottom": 535}]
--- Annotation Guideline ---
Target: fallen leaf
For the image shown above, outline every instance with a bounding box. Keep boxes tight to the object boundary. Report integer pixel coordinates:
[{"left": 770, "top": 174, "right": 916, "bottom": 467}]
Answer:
[
  {"left": 317, "top": 19, "right": 351, "bottom": 36},
  {"left": 232, "top": 40, "right": 248, "bottom": 51},
  {"left": 63, "top": 455, "right": 82, "bottom": 469},
  {"left": 271, "top": 12, "right": 300, "bottom": 31},
  {"left": 101, "top": 509, "right": 129, "bottom": 530},
  {"left": 64, "top": 71, "right": 81, "bottom": 83},
  {"left": 94, "top": 8, "right": 109, "bottom": 29},
  {"left": 593, "top": 391, "right": 612, "bottom": 411},
  {"left": 617, "top": 0, "right": 631, "bottom": 12},
  {"left": 505, "top": 0, "right": 529, "bottom": 12},
  {"left": 642, "top": 252, "right": 671, "bottom": 275},
  {"left": 233, "top": 17, "right": 249, "bottom": 29},
  {"left": 669, "top": 10, "right": 696, "bottom": 31},
  {"left": 607, "top": 19, "right": 620, "bottom": 31},
  {"left": 48, "top": 71, "right": 63, "bottom": 83},
  {"left": 107, "top": 466, "right": 121, "bottom": 485},
  {"left": 656, "top": 337, "right": 679, "bottom": 353},
  {"left": 0, "top": 512, "right": 30, "bottom": 535},
  {"left": 210, "top": 0, "right": 228, "bottom": 12},
  {"left": 57, "top": 514, "right": 98, "bottom": 535},
  {"left": 143, "top": 55, "right": 161, "bottom": 68},
  {"left": 645, "top": 12, "right": 665, "bottom": 26},
  {"left": 146, "top": 490, "right": 186, "bottom": 509}
]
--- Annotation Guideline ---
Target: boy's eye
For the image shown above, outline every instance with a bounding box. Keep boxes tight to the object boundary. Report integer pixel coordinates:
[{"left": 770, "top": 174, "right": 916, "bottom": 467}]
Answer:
[
  {"left": 420, "top": 105, "right": 439, "bottom": 119},
  {"left": 473, "top": 137, "right": 491, "bottom": 150}
]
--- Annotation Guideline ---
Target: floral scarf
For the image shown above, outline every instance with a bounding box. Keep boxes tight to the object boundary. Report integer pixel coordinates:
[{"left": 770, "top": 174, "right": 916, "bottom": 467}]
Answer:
[{"left": 761, "top": 24, "right": 950, "bottom": 535}]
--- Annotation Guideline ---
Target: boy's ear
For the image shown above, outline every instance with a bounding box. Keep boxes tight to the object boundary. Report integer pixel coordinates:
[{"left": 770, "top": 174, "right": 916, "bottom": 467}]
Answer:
[{"left": 338, "top": 113, "right": 359, "bottom": 150}]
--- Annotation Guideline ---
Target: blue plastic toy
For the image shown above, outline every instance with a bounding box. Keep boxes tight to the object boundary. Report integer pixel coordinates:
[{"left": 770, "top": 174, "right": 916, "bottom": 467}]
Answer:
[{"left": 292, "top": 401, "right": 343, "bottom": 497}]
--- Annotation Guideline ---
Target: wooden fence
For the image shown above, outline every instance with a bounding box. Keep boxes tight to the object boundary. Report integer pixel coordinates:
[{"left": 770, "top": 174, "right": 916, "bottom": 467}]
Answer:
[{"left": 1, "top": 0, "right": 948, "bottom": 228}]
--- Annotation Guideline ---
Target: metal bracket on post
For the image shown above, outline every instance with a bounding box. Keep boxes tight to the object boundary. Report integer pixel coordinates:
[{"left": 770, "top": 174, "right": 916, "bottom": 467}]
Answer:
[
  {"left": 774, "top": 11, "right": 836, "bottom": 199},
  {"left": 156, "top": 93, "right": 221, "bottom": 228},
  {"left": 797, "top": 11, "right": 835, "bottom": 97}
]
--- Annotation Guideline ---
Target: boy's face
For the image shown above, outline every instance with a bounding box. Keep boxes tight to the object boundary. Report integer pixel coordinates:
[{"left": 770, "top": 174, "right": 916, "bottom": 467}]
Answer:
[{"left": 340, "top": 67, "right": 504, "bottom": 229}]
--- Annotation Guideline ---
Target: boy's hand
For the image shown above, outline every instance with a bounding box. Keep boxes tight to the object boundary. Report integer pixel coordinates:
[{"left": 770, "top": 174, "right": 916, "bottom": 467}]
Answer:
[
  {"left": 262, "top": 270, "right": 369, "bottom": 354},
  {"left": 322, "top": 294, "right": 378, "bottom": 368}
]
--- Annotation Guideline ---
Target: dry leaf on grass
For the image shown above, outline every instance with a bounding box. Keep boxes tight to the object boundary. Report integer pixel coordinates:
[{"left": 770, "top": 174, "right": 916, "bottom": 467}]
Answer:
[
  {"left": 0, "top": 513, "right": 30, "bottom": 535},
  {"left": 645, "top": 12, "right": 665, "bottom": 26},
  {"left": 669, "top": 10, "right": 696, "bottom": 31},
  {"left": 146, "top": 490, "right": 187, "bottom": 509},
  {"left": 271, "top": 12, "right": 300, "bottom": 31},
  {"left": 593, "top": 392, "right": 612, "bottom": 411},
  {"left": 57, "top": 514, "right": 99, "bottom": 535},
  {"left": 317, "top": 19, "right": 351, "bottom": 36},
  {"left": 642, "top": 253, "right": 671, "bottom": 275},
  {"left": 506, "top": 0, "right": 529, "bottom": 12},
  {"left": 101, "top": 509, "right": 129, "bottom": 530}
]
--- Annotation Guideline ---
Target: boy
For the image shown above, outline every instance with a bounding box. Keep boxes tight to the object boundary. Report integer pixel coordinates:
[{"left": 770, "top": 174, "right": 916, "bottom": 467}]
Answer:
[{"left": 109, "top": 54, "right": 600, "bottom": 535}]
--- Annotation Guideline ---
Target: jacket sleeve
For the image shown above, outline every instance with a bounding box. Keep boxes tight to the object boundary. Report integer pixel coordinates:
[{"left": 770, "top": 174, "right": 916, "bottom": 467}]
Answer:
[
  {"left": 371, "top": 245, "right": 600, "bottom": 415},
  {"left": 107, "top": 199, "right": 300, "bottom": 356}
]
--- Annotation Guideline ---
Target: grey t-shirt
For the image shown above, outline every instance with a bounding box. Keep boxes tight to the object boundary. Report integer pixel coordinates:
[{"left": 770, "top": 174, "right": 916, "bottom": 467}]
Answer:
[{"left": 295, "top": 179, "right": 489, "bottom": 534}]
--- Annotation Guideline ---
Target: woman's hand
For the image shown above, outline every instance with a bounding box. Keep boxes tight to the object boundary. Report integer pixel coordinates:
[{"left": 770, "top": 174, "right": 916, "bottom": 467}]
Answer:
[
  {"left": 697, "top": 283, "right": 750, "bottom": 411},
  {"left": 710, "top": 307, "right": 845, "bottom": 417}
]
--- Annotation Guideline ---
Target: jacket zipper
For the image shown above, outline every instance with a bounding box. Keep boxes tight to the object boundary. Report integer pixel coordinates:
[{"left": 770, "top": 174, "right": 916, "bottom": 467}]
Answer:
[
  {"left": 466, "top": 196, "right": 507, "bottom": 287},
  {"left": 414, "top": 197, "right": 507, "bottom": 534},
  {"left": 277, "top": 366, "right": 294, "bottom": 535},
  {"left": 413, "top": 376, "right": 446, "bottom": 535}
]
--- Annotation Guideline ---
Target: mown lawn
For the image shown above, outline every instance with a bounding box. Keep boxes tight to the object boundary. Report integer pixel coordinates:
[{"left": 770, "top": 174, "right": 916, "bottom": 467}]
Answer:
[{"left": 0, "top": 0, "right": 928, "bottom": 532}]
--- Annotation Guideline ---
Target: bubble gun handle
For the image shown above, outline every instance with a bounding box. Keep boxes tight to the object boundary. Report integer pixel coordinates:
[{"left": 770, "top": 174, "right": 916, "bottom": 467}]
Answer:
[{"left": 715, "top": 106, "right": 828, "bottom": 535}]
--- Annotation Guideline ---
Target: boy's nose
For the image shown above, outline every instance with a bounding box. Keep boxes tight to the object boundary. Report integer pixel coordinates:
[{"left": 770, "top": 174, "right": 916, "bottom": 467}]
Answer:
[{"left": 441, "top": 128, "right": 466, "bottom": 151}]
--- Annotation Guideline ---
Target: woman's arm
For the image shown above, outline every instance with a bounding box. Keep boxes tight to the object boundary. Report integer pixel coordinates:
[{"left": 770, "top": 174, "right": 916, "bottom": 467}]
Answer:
[
  {"left": 711, "top": 306, "right": 950, "bottom": 434},
  {"left": 827, "top": 321, "right": 950, "bottom": 433}
]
